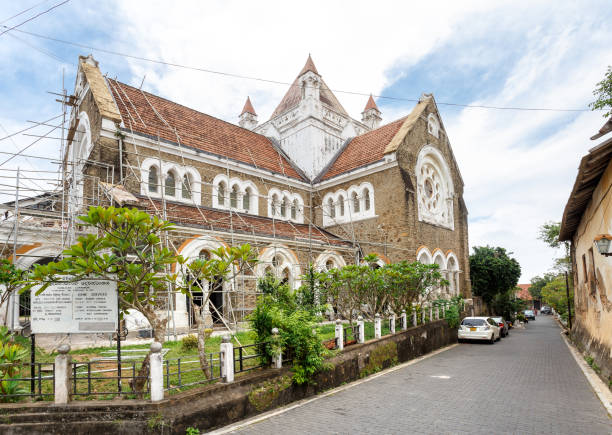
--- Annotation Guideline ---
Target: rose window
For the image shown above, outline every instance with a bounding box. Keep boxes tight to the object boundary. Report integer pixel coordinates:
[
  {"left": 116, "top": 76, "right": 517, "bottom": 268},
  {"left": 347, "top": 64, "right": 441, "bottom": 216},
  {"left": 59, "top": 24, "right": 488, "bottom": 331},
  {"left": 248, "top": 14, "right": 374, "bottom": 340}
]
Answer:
[{"left": 419, "top": 164, "right": 444, "bottom": 217}]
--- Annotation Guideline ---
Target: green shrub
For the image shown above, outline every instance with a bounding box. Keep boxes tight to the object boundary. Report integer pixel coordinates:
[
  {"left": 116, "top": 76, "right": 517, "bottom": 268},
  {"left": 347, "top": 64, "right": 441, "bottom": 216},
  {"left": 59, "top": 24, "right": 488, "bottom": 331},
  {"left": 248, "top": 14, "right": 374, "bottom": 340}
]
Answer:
[
  {"left": 0, "top": 327, "right": 28, "bottom": 402},
  {"left": 444, "top": 304, "right": 460, "bottom": 329},
  {"left": 185, "top": 427, "right": 200, "bottom": 435},
  {"left": 180, "top": 334, "right": 198, "bottom": 352}
]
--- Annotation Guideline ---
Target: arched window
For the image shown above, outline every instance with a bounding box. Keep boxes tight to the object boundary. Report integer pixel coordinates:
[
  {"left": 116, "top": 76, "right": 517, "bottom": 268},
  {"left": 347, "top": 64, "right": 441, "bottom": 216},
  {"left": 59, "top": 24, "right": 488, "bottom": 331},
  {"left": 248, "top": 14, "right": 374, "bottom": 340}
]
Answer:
[
  {"left": 271, "top": 256, "right": 279, "bottom": 267},
  {"left": 281, "top": 267, "right": 290, "bottom": 285},
  {"left": 272, "top": 194, "right": 279, "bottom": 216},
  {"left": 230, "top": 185, "right": 239, "bottom": 208},
  {"left": 243, "top": 187, "right": 251, "bottom": 211},
  {"left": 281, "top": 197, "right": 289, "bottom": 218},
  {"left": 218, "top": 182, "right": 226, "bottom": 206},
  {"left": 148, "top": 166, "right": 158, "bottom": 193},
  {"left": 339, "top": 195, "right": 345, "bottom": 216},
  {"left": 364, "top": 188, "right": 371, "bottom": 211},
  {"left": 291, "top": 199, "right": 298, "bottom": 220},
  {"left": 352, "top": 192, "right": 360, "bottom": 213},
  {"left": 198, "top": 249, "right": 211, "bottom": 260},
  {"left": 165, "top": 172, "right": 176, "bottom": 197},
  {"left": 328, "top": 198, "right": 335, "bottom": 218},
  {"left": 182, "top": 174, "right": 192, "bottom": 199},
  {"left": 428, "top": 113, "right": 440, "bottom": 138},
  {"left": 325, "top": 259, "right": 334, "bottom": 271}
]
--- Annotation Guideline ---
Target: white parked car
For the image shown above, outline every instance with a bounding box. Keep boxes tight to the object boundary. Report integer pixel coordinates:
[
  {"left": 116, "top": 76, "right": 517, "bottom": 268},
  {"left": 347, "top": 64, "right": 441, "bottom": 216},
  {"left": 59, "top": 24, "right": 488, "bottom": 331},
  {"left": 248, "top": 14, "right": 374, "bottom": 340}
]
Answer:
[{"left": 458, "top": 317, "right": 501, "bottom": 344}]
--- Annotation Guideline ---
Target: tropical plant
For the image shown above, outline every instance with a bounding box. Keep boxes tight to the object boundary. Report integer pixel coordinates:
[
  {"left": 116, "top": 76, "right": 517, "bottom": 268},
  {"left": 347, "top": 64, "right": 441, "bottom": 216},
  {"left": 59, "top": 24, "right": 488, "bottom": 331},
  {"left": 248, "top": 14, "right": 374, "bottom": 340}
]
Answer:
[
  {"left": 0, "top": 326, "right": 28, "bottom": 402},
  {"left": 0, "top": 260, "right": 26, "bottom": 328}
]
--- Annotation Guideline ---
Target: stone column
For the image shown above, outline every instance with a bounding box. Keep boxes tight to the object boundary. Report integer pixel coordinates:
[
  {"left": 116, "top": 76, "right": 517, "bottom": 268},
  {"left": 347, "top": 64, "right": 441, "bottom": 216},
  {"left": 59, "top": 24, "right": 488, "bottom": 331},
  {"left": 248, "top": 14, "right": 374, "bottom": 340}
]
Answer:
[
  {"left": 422, "top": 306, "right": 426, "bottom": 324},
  {"left": 435, "top": 307, "right": 440, "bottom": 320},
  {"left": 54, "top": 344, "right": 71, "bottom": 405},
  {"left": 271, "top": 328, "right": 282, "bottom": 368},
  {"left": 335, "top": 319, "right": 344, "bottom": 351},
  {"left": 374, "top": 313, "right": 381, "bottom": 339},
  {"left": 401, "top": 310, "right": 407, "bottom": 330},
  {"left": 220, "top": 335, "right": 234, "bottom": 383},
  {"left": 149, "top": 342, "right": 164, "bottom": 402},
  {"left": 412, "top": 309, "right": 417, "bottom": 327},
  {"left": 442, "top": 304, "right": 446, "bottom": 317},
  {"left": 389, "top": 313, "right": 396, "bottom": 334},
  {"left": 429, "top": 306, "right": 433, "bottom": 322},
  {"left": 357, "top": 316, "right": 365, "bottom": 343}
]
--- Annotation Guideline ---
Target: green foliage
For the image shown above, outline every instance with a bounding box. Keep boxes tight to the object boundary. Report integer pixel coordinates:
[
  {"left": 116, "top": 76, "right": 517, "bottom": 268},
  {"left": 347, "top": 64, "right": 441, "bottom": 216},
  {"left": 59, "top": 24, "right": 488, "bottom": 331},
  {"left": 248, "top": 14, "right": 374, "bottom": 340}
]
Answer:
[
  {"left": 0, "top": 260, "right": 26, "bottom": 312},
  {"left": 444, "top": 303, "right": 460, "bottom": 328},
  {"left": 249, "top": 283, "right": 325, "bottom": 385},
  {"left": 257, "top": 273, "right": 295, "bottom": 312},
  {"left": 180, "top": 335, "right": 198, "bottom": 352},
  {"left": 541, "top": 275, "right": 573, "bottom": 318},
  {"left": 296, "top": 264, "right": 327, "bottom": 316},
  {"left": 537, "top": 221, "right": 571, "bottom": 275},
  {"left": 589, "top": 66, "right": 612, "bottom": 118},
  {"left": 529, "top": 274, "right": 555, "bottom": 300},
  {"left": 185, "top": 427, "right": 200, "bottom": 435},
  {"left": 0, "top": 327, "right": 28, "bottom": 402},
  {"left": 491, "top": 290, "right": 527, "bottom": 321},
  {"left": 469, "top": 246, "right": 521, "bottom": 309}
]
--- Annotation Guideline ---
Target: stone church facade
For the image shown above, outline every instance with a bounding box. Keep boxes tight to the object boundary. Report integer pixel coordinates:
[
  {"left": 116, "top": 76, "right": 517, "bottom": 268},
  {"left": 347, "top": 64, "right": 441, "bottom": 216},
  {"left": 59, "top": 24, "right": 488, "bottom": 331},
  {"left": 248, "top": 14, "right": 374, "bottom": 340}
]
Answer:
[{"left": 3, "top": 54, "right": 471, "bottom": 331}]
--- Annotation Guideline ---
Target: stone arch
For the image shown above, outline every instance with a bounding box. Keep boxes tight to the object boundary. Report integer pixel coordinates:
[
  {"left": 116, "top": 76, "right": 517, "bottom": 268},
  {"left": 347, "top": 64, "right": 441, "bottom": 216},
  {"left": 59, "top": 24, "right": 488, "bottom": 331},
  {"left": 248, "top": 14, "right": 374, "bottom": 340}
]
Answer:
[
  {"left": 416, "top": 246, "right": 433, "bottom": 264},
  {"left": 446, "top": 251, "right": 460, "bottom": 296},
  {"left": 314, "top": 250, "right": 347, "bottom": 271},
  {"left": 257, "top": 245, "right": 302, "bottom": 290},
  {"left": 427, "top": 113, "right": 440, "bottom": 138}
]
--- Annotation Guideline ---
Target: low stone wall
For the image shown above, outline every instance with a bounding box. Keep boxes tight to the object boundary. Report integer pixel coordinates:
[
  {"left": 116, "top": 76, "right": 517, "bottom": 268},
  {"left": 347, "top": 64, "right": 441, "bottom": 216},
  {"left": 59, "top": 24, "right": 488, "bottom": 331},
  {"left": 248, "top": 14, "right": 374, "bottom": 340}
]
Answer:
[
  {"left": 571, "top": 320, "right": 612, "bottom": 389},
  {"left": 0, "top": 320, "right": 456, "bottom": 434}
]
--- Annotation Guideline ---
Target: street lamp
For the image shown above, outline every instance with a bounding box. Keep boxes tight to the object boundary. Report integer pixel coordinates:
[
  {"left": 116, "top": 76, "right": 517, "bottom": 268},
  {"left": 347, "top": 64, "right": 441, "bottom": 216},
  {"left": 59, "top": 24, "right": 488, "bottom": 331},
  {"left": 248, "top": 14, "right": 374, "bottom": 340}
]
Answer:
[{"left": 594, "top": 234, "right": 612, "bottom": 257}]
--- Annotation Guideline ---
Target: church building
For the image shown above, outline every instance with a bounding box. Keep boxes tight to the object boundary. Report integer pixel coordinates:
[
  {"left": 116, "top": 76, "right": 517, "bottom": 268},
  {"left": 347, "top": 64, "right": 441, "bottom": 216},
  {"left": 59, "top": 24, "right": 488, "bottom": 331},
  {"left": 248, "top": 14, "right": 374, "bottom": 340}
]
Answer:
[{"left": 2, "top": 54, "right": 471, "bottom": 331}]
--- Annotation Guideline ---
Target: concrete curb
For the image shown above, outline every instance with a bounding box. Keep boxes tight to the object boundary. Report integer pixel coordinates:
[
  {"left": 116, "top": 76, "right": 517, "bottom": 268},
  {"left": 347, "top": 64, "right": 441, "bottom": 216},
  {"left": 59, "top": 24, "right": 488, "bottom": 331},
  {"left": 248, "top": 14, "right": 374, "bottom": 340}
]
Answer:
[
  {"left": 557, "top": 324, "right": 612, "bottom": 418},
  {"left": 210, "top": 343, "right": 460, "bottom": 434}
]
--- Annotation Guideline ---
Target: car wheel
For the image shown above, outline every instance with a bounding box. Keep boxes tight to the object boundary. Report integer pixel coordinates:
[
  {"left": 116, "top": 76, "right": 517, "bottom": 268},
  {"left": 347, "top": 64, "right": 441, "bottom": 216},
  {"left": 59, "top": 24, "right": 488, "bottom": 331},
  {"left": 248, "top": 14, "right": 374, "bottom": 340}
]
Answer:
[{"left": 489, "top": 334, "right": 495, "bottom": 344}]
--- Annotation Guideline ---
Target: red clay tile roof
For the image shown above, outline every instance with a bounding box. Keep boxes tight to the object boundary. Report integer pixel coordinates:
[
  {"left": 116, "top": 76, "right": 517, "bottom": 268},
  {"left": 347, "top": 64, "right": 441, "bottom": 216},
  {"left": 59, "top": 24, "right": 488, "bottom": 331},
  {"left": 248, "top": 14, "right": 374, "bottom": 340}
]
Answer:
[
  {"left": 319, "top": 116, "right": 407, "bottom": 181},
  {"left": 516, "top": 284, "right": 532, "bottom": 300},
  {"left": 271, "top": 56, "right": 348, "bottom": 119},
  {"left": 138, "top": 197, "right": 352, "bottom": 247},
  {"left": 240, "top": 96, "right": 256, "bottom": 116},
  {"left": 363, "top": 94, "right": 379, "bottom": 112},
  {"left": 107, "top": 79, "right": 303, "bottom": 180}
]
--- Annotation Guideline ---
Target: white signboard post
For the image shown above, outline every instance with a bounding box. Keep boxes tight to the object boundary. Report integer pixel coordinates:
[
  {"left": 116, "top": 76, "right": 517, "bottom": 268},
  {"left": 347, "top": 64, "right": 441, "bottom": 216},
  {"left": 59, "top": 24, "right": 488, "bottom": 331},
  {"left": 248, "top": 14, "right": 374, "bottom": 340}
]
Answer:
[{"left": 31, "top": 279, "right": 118, "bottom": 334}]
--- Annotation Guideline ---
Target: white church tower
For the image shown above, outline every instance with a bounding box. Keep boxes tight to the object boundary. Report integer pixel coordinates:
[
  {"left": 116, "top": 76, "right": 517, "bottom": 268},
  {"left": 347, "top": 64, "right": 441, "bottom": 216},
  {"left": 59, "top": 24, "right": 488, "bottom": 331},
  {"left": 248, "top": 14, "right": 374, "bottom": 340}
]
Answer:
[{"left": 254, "top": 55, "right": 374, "bottom": 180}]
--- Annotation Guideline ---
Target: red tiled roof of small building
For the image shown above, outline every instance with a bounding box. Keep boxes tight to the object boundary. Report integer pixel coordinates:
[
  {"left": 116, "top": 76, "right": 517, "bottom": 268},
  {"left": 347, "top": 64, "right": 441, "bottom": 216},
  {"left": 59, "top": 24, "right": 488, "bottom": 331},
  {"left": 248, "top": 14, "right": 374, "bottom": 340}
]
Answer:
[
  {"left": 107, "top": 79, "right": 303, "bottom": 180},
  {"left": 240, "top": 96, "right": 256, "bottom": 116},
  {"left": 138, "top": 197, "right": 352, "bottom": 247},
  {"left": 319, "top": 116, "right": 407, "bottom": 180},
  {"left": 516, "top": 284, "right": 533, "bottom": 300}
]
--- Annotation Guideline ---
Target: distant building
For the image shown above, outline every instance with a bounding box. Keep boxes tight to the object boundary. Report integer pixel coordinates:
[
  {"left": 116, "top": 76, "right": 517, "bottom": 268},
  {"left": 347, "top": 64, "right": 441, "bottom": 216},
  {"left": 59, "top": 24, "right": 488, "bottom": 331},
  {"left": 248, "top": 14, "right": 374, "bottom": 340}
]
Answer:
[{"left": 559, "top": 116, "right": 612, "bottom": 386}]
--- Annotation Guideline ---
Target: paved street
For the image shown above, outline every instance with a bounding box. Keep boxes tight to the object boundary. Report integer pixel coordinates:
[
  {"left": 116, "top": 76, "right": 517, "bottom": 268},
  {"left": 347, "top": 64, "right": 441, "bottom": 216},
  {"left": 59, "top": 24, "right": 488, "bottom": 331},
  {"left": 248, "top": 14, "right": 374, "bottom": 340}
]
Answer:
[{"left": 227, "top": 316, "right": 611, "bottom": 434}]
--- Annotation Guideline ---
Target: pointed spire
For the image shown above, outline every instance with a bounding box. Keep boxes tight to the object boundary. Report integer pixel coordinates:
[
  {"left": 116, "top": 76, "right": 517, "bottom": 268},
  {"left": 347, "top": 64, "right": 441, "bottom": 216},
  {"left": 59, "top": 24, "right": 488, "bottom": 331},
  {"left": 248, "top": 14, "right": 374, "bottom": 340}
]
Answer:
[
  {"left": 298, "top": 54, "right": 319, "bottom": 76},
  {"left": 363, "top": 94, "right": 379, "bottom": 112},
  {"left": 240, "top": 96, "right": 257, "bottom": 116}
]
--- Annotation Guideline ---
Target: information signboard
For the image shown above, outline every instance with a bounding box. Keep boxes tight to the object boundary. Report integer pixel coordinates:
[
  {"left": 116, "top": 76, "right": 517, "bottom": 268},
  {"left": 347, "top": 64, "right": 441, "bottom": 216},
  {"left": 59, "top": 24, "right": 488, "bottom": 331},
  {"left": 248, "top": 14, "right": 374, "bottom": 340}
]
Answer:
[{"left": 31, "top": 278, "right": 118, "bottom": 334}]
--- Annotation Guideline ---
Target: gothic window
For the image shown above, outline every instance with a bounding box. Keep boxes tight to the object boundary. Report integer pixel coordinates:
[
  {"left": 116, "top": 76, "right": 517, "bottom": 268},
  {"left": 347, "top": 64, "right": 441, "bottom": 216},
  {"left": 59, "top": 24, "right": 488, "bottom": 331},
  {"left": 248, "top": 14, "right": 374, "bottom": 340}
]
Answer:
[
  {"left": 364, "top": 188, "right": 371, "bottom": 211},
  {"left": 218, "top": 181, "right": 227, "bottom": 207},
  {"left": 230, "top": 185, "right": 239, "bottom": 208},
  {"left": 272, "top": 256, "right": 279, "bottom": 267},
  {"left": 291, "top": 199, "right": 297, "bottom": 220},
  {"left": 428, "top": 114, "right": 440, "bottom": 138},
  {"left": 198, "top": 249, "right": 211, "bottom": 260},
  {"left": 281, "top": 197, "right": 289, "bottom": 217},
  {"left": 182, "top": 174, "right": 192, "bottom": 199},
  {"left": 243, "top": 187, "right": 251, "bottom": 211},
  {"left": 148, "top": 166, "right": 158, "bottom": 193},
  {"left": 328, "top": 198, "right": 335, "bottom": 219},
  {"left": 339, "top": 195, "right": 345, "bottom": 216},
  {"left": 165, "top": 172, "right": 176, "bottom": 197},
  {"left": 416, "top": 146, "right": 454, "bottom": 230},
  {"left": 352, "top": 192, "right": 360, "bottom": 213},
  {"left": 281, "top": 267, "right": 290, "bottom": 285},
  {"left": 325, "top": 259, "right": 334, "bottom": 271},
  {"left": 272, "top": 194, "right": 279, "bottom": 216}
]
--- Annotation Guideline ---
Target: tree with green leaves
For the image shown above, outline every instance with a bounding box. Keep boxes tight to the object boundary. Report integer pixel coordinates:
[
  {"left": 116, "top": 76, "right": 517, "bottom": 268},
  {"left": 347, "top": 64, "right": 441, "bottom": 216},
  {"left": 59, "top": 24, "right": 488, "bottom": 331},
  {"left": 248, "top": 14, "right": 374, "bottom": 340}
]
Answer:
[
  {"left": 0, "top": 260, "right": 26, "bottom": 328},
  {"left": 529, "top": 273, "right": 556, "bottom": 301},
  {"left": 589, "top": 66, "right": 612, "bottom": 118},
  {"left": 538, "top": 221, "right": 571, "bottom": 274},
  {"left": 178, "top": 244, "right": 257, "bottom": 379},
  {"left": 541, "top": 275, "right": 574, "bottom": 322},
  {"left": 24, "top": 206, "right": 182, "bottom": 393},
  {"left": 469, "top": 246, "right": 521, "bottom": 313}
]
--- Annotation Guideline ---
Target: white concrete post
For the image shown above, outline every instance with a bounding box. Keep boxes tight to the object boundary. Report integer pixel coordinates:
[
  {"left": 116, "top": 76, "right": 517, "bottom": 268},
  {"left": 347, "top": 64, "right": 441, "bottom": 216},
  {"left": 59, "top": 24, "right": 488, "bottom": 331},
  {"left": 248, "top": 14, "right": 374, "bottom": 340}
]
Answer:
[
  {"left": 435, "top": 307, "right": 440, "bottom": 320},
  {"left": 421, "top": 307, "right": 426, "bottom": 324},
  {"left": 54, "top": 344, "right": 71, "bottom": 404},
  {"left": 357, "top": 316, "right": 365, "bottom": 343},
  {"left": 220, "top": 335, "right": 234, "bottom": 383},
  {"left": 335, "top": 319, "right": 344, "bottom": 350},
  {"left": 429, "top": 306, "right": 433, "bottom": 322},
  {"left": 272, "top": 327, "right": 282, "bottom": 368},
  {"left": 374, "top": 313, "right": 381, "bottom": 339},
  {"left": 442, "top": 304, "right": 446, "bottom": 317},
  {"left": 401, "top": 310, "right": 407, "bottom": 330},
  {"left": 149, "top": 342, "right": 164, "bottom": 402},
  {"left": 412, "top": 309, "right": 417, "bottom": 327},
  {"left": 390, "top": 313, "right": 396, "bottom": 334}
]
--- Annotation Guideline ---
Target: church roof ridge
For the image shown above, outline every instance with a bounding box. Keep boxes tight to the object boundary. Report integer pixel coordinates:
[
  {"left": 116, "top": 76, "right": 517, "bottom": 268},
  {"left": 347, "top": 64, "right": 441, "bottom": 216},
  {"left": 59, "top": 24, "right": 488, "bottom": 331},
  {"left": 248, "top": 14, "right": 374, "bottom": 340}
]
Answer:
[
  {"left": 363, "top": 94, "right": 379, "bottom": 112},
  {"left": 240, "top": 96, "right": 256, "bottom": 116}
]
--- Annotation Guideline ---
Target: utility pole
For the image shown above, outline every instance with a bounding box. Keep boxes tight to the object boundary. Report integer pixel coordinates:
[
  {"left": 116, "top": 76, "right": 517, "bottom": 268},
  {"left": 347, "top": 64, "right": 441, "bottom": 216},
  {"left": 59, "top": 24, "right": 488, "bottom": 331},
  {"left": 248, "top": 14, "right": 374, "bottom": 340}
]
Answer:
[{"left": 565, "top": 271, "right": 572, "bottom": 330}]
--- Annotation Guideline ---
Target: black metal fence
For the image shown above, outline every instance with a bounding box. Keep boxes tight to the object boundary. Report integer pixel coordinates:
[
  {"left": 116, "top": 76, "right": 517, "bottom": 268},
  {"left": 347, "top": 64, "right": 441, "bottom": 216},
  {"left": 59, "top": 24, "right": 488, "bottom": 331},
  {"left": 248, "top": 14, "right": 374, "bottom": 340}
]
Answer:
[
  {"left": 164, "top": 353, "right": 222, "bottom": 391},
  {"left": 71, "top": 360, "right": 149, "bottom": 397},
  {"left": 0, "top": 362, "right": 54, "bottom": 401},
  {"left": 234, "top": 343, "right": 265, "bottom": 373}
]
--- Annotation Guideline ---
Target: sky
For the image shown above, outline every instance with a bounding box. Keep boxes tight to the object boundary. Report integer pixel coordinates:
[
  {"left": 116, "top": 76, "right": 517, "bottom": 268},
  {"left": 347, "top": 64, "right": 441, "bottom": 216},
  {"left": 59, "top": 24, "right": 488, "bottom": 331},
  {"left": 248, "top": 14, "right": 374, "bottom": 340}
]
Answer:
[{"left": 0, "top": 0, "right": 611, "bottom": 282}]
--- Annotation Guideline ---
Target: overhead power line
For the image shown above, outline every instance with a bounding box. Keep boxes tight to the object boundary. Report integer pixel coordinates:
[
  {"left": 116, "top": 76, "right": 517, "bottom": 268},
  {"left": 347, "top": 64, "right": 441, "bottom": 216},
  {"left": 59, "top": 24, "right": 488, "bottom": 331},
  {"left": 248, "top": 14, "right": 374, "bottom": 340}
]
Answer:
[
  {"left": 0, "top": 0, "right": 51, "bottom": 25},
  {"left": 0, "top": 0, "right": 70, "bottom": 37},
  {"left": 3, "top": 26, "right": 592, "bottom": 113}
]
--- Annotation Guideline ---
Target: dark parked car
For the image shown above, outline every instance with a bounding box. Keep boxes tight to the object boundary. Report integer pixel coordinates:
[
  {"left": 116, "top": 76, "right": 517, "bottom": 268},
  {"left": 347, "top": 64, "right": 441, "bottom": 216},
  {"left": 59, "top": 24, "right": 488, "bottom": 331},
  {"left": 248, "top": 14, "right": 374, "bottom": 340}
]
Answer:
[
  {"left": 491, "top": 316, "right": 509, "bottom": 337},
  {"left": 540, "top": 306, "right": 552, "bottom": 315},
  {"left": 524, "top": 309, "right": 536, "bottom": 320}
]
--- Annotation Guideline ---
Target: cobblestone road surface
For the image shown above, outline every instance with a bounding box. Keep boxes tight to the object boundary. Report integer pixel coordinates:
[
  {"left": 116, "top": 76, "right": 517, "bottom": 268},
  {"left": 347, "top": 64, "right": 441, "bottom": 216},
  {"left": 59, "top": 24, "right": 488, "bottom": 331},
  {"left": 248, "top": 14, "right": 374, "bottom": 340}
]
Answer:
[{"left": 227, "top": 316, "right": 611, "bottom": 434}]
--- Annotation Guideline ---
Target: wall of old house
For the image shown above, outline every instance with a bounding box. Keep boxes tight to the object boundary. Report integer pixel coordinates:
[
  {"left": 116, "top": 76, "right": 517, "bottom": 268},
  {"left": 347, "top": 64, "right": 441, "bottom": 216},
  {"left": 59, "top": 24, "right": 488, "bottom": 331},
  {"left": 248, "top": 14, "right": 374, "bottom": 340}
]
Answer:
[{"left": 571, "top": 158, "right": 612, "bottom": 384}]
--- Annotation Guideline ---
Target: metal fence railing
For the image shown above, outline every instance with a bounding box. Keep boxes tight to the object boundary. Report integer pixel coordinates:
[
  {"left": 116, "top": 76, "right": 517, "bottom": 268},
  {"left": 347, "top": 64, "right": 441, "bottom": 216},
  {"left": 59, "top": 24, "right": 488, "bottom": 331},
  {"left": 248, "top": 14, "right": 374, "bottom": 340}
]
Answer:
[
  {"left": 71, "top": 360, "right": 149, "bottom": 397},
  {"left": 164, "top": 353, "right": 222, "bottom": 391},
  {"left": 234, "top": 343, "right": 265, "bottom": 373},
  {"left": 0, "top": 362, "right": 54, "bottom": 401}
]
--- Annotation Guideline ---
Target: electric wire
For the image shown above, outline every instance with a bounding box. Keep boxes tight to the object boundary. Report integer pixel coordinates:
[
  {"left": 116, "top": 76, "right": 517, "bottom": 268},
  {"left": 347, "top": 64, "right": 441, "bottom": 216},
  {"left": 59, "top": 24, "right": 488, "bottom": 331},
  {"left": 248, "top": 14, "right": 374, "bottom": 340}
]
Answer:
[{"left": 0, "top": 0, "right": 70, "bottom": 37}]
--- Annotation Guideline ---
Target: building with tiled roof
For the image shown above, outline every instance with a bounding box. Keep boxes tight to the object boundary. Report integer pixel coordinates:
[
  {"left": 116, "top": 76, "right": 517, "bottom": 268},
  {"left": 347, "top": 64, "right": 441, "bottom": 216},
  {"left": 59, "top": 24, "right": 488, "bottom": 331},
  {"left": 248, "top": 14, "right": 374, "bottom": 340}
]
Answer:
[{"left": 4, "top": 54, "right": 471, "bottom": 332}]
